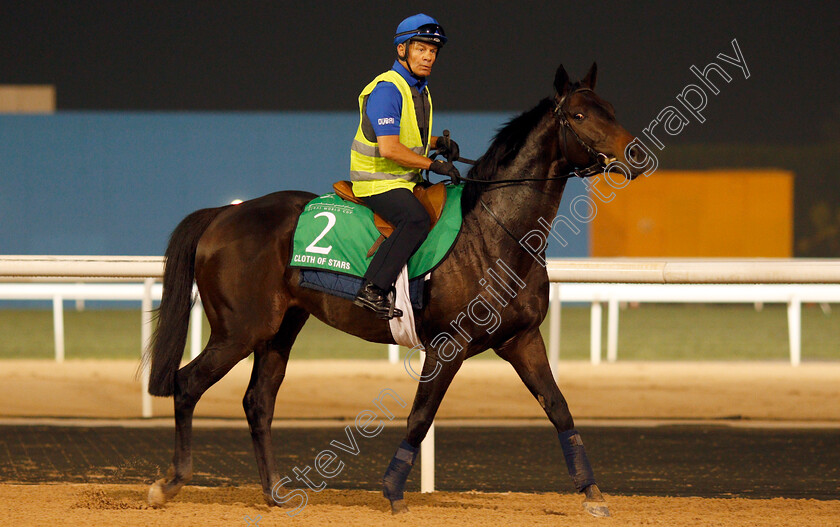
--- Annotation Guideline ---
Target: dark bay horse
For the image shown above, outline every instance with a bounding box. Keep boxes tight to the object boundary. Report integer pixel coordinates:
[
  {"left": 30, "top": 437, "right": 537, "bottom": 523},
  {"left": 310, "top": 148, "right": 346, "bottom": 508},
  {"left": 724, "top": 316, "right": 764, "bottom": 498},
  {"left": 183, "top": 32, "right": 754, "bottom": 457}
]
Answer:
[{"left": 146, "top": 63, "right": 645, "bottom": 517}]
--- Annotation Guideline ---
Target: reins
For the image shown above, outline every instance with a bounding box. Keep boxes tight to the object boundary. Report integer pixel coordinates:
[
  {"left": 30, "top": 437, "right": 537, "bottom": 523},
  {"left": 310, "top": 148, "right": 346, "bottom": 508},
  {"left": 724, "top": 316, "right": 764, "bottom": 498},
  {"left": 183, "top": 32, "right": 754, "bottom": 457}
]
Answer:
[
  {"left": 435, "top": 88, "right": 616, "bottom": 185},
  {"left": 449, "top": 88, "right": 616, "bottom": 244}
]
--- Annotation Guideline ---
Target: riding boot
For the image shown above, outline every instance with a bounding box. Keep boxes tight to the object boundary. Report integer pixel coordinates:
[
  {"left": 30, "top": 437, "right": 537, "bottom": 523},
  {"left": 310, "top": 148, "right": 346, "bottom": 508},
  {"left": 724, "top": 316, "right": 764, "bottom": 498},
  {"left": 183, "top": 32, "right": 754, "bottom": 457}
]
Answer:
[{"left": 354, "top": 281, "right": 403, "bottom": 320}]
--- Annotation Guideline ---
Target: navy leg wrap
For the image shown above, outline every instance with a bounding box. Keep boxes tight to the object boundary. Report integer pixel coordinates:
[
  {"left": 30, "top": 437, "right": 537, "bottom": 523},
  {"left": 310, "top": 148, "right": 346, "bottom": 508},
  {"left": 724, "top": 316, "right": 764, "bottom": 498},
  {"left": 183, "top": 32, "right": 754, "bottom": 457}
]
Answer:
[
  {"left": 559, "top": 429, "right": 597, "bottom": 492},
  {"left": 382, "top": 440, "right": 419, "bottom": 501}
]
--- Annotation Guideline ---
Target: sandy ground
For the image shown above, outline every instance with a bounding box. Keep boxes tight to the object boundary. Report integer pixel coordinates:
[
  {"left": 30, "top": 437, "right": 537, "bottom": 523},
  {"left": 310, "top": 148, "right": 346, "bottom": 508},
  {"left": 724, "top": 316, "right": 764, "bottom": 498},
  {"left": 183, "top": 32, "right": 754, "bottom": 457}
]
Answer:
[
  {"left": 2, "top": 359, "right": 839, "bottom": 526},
  {"left": 0, "top": 359, "right": 839, "bottom": 422},
  {"left": 1, "top": 484, "right": 838, "bottom": 527}
]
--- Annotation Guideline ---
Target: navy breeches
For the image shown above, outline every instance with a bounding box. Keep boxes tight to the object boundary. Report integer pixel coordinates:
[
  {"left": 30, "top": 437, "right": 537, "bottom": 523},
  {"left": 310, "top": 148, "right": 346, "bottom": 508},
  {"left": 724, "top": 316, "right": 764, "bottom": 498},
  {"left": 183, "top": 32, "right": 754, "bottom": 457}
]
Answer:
[{"left": 360, "top": 188, "right": 430, "bottom": 290}]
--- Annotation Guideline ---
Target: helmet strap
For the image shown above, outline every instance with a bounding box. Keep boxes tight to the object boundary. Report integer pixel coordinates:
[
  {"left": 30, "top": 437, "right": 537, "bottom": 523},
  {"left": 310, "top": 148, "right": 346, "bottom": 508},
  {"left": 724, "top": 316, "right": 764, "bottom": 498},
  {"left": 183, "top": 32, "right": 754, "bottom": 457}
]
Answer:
[
  {"left": 397, "top": 40, "right": 434, "bottom": 79},
  {"left": 397, "top": 41, "right": 419, "bottom": 77}
]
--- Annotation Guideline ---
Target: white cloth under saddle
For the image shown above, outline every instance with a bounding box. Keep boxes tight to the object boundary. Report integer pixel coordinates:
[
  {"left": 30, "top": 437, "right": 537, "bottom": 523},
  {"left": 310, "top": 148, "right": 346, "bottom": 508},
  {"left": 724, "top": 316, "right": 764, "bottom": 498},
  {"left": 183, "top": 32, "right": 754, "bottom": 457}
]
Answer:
[{"left": 388, "top": 265, "right": 423, "bottom": 349}]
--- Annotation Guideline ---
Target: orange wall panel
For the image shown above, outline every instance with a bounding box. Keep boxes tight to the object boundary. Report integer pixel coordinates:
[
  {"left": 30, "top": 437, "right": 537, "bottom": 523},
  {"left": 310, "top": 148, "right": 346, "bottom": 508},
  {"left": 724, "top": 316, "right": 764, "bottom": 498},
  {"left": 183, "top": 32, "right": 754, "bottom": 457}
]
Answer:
[
  {"left": 0, "top": 85, "right": 55, "bottom": 113},
  {"left": 590, "top": 170, "right": 793, "bottom": 257}
]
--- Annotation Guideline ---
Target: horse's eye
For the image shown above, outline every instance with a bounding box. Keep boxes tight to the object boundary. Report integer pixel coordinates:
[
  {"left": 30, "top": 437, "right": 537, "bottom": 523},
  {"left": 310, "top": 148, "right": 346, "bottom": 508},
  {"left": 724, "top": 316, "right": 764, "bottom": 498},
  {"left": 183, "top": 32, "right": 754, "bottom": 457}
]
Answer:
[{"left": 573, "top": 113, "right": 585, "bottom": 121}]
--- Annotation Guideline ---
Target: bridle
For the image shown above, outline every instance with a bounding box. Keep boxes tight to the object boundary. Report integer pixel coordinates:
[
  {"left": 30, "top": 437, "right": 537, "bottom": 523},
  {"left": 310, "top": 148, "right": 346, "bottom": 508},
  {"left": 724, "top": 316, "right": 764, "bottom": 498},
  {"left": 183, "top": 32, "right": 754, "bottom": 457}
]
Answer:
[
  {"left": 456, "top": 87, "right": 616, "bottom": 185},
  {"left": 553, "top": 88, "right": 616, "bottom": 178},
  {"left": 465, "top": 88, "right": 617, "bottom": 244}
]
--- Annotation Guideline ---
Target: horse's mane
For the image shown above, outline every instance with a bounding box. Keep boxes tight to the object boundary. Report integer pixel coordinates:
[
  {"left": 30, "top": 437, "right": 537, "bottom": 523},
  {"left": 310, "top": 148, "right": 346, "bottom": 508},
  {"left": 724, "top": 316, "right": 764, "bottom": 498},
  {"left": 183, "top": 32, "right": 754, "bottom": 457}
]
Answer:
[{"left": 461, "top": 97, "right": 555, "bottom": 215}]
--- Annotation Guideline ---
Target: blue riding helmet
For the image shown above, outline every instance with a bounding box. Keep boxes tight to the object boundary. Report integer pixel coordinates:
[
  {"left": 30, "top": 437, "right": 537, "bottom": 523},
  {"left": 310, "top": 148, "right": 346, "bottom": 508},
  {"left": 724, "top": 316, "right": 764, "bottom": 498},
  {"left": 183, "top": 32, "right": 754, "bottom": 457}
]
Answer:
[{"left": 393, "top": 14, "right": 447, "bottom": 47}]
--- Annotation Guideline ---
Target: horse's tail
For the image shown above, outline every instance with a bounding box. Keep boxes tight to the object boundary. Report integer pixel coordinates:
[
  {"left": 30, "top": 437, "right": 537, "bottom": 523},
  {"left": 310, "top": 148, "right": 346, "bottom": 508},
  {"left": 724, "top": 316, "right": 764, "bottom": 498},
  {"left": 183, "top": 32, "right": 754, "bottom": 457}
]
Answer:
[{"left": 147, "top": 206, "right": 226, "bottom": 397}]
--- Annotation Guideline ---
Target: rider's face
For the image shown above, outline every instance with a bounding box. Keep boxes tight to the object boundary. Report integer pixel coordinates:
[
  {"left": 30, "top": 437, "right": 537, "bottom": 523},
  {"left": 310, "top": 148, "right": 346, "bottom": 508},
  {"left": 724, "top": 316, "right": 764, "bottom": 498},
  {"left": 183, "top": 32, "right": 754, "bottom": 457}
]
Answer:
[{"left": 399, "top": 41, "right": 438, "bottom": 77}]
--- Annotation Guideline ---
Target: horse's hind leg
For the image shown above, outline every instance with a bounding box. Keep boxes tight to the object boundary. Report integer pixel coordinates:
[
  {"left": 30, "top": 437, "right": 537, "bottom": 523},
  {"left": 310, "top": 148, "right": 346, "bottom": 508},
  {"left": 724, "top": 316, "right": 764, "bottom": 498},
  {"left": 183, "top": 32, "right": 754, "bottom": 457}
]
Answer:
[
  {"left": 243, "top": 307, "right": 309, "bottom": 505},
  {"left": 148, "top": 334, "right": 253, "bottom": 507},
  {"left": 495, "top": 328, "right": 610, "bottom": 518}
]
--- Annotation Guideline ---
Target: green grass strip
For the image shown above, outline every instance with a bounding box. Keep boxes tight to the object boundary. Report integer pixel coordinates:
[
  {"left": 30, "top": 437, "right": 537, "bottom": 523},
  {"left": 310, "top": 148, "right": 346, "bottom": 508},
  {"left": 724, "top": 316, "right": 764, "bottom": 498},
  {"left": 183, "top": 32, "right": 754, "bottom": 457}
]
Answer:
[{"left": 0, "top": 304, "right": 837, "bottom": 361}]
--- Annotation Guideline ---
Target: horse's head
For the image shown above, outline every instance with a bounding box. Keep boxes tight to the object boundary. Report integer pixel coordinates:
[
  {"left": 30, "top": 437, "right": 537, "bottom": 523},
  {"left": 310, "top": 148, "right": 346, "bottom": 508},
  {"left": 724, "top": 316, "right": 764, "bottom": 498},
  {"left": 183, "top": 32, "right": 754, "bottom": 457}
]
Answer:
[{"left": 553, "top": 63, "right": 647, "bottom": 180}]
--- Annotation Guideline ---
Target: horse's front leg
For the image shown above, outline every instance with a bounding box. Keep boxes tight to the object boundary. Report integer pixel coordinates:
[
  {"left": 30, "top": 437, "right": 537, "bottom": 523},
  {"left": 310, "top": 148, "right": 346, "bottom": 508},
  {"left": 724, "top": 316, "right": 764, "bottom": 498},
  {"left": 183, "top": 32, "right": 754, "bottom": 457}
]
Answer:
[
  {"left": 495, "top": 328, "right": 610, "bottom": 518},
  {"left": 382, "top": 353, "right": 463, "bottom": 514}
]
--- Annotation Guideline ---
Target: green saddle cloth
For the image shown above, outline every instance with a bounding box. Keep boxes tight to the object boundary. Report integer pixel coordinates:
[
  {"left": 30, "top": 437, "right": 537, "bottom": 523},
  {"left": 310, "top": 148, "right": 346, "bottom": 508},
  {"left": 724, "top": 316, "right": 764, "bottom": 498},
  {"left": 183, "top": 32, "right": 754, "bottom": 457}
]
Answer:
[{"left": 290, "top": 184, "right": 464, "bottom": 280}]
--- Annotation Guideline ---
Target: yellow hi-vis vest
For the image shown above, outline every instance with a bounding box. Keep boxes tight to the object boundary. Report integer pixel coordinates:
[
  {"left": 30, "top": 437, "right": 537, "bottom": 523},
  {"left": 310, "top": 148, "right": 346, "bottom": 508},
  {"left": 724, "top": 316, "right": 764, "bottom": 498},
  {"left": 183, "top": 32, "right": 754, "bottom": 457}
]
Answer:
[{"left": 349, "top": 70, "right": 432, "bottom": 196}]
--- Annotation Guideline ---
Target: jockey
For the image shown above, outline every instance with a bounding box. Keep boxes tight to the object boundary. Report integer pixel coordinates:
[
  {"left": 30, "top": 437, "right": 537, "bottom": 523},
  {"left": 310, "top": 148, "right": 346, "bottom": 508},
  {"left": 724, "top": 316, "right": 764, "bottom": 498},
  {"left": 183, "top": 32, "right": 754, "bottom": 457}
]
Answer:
[{"left": 351, "top": 13, "right": 461, "bottom": 319}]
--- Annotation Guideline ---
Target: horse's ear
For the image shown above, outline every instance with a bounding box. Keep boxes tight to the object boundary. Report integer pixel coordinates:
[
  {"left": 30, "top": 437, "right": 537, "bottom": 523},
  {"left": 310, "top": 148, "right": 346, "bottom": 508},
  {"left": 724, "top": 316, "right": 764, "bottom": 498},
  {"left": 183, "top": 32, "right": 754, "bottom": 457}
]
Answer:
[
  {"left": 581, "top": 62, "right": 598, "bottom": 89},
  {"left": 554, "top": 64, "right": 570, "bottom": 95}
]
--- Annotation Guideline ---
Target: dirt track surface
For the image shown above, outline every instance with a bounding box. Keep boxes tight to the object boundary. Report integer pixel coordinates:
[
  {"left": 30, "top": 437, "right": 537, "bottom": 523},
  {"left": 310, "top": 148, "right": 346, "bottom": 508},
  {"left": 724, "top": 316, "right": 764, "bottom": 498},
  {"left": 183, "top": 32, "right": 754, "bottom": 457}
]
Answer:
[
  {"left": 1, "top": 359, "right": 839, "bottom": 421},
  {"left": 2, "top": 424, "right": 838, "bottom": 499},
  {"left": 1, "top": 485, "right": 838, "bottom": 527},
  {"left": 2, "top": 359, "right": 839, "bottom": 526}
]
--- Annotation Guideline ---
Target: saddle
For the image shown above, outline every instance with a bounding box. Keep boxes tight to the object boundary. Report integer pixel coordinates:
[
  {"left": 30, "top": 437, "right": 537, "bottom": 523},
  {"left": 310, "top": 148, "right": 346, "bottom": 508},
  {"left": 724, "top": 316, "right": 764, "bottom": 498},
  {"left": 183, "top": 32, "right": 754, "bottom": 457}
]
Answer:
[{"left": 332, "top": 181, "right": 448, "bottom": 256}]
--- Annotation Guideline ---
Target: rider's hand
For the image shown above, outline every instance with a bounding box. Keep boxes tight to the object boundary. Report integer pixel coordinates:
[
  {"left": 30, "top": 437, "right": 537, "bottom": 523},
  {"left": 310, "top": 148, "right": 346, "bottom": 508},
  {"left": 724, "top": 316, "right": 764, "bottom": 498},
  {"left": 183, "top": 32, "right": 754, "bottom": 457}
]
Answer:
[
  {"left": 429, "top": 160, "right": 461, "bottom": 184},
  {"left": 436, "top": 137, "right": 460, "bottom": 162}
]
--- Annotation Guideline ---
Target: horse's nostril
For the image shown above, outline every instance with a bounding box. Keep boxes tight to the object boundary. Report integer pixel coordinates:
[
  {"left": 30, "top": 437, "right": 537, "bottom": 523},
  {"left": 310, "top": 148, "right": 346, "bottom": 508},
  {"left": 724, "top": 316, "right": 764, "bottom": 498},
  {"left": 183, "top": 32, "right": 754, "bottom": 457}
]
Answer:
[{"left": 628, "top": 146, "right": 644, "bottom": 163}]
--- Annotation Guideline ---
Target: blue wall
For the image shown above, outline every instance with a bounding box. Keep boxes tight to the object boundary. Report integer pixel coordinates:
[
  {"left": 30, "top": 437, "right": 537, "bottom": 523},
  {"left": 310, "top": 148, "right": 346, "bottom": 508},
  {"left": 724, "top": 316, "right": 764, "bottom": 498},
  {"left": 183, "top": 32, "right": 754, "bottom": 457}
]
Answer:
[{"left": 0, "top": 113, "right": 588, "bottom": 258}]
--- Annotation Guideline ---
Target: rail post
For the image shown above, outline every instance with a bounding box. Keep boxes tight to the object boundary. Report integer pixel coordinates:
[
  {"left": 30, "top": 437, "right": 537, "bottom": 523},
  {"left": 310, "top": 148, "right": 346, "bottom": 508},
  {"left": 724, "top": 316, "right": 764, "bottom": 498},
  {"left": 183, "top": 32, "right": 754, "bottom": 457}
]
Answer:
[
  {"left": 140, "top": 278, "right": 154, "bottom": 417},
  {"left": 590, "top": 300, "right": 602, "bottom": 365},
  {"left": 606, "top": 297, "right": 619, "bottom": 362},
  {"left": 787, "top": 294, "right": 801, "bottom": 366},
  {"left": 419, "top": 348, "right": 435, "bottom": 493},
  {"left": 52, "top": 295, "right": 64, "bottom": 363},
  {"left": 190, "top": 296, "right": 203, "bottom": 360}
]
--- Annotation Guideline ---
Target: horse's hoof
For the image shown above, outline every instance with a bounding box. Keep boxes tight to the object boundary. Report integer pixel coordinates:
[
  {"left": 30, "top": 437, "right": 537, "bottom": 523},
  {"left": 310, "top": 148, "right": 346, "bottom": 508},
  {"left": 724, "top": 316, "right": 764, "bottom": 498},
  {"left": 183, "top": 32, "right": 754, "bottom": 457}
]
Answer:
[
  {"left": 583, "top": 500, "right": 611, "bottom": 518},
  {"left": 390, "top": 499, "right": 409, "bottom": 514},
  {"left": 148, "top": 479, "right": 168, "bottom": 508}
]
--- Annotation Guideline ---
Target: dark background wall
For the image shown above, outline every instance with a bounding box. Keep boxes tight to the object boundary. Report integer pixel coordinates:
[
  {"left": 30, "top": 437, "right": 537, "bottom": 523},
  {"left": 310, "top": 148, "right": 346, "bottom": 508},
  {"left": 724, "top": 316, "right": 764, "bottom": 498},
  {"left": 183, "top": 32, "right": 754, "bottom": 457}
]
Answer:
[
  {"left": 3, "top": 1, "right": 837, "bottom": 144},
  {"left": 2, "top": 1, "right": 839, "bottom": 256}
]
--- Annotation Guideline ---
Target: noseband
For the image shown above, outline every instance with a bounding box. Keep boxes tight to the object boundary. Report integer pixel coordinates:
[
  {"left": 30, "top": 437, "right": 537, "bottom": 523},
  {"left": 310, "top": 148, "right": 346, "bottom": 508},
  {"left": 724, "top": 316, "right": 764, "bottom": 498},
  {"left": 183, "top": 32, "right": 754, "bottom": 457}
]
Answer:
[{"left": 553, "top": 88, "right": 616, "bottom": 178}]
